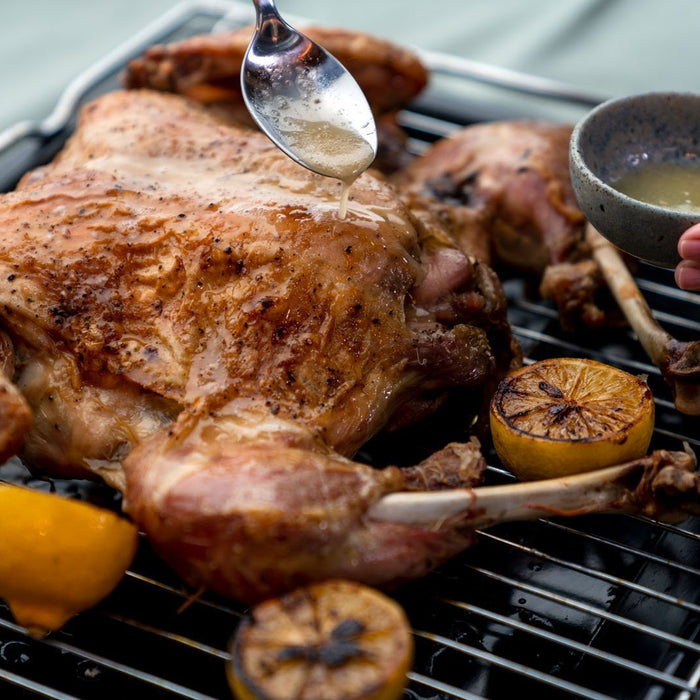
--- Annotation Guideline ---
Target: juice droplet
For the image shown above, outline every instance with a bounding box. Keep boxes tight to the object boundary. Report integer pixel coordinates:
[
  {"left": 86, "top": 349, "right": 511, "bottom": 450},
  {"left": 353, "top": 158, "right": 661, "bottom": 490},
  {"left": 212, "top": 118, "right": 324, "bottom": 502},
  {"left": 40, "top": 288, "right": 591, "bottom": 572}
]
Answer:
[{"left": 338, "top": 180, "right": 352, "bottom": 220}]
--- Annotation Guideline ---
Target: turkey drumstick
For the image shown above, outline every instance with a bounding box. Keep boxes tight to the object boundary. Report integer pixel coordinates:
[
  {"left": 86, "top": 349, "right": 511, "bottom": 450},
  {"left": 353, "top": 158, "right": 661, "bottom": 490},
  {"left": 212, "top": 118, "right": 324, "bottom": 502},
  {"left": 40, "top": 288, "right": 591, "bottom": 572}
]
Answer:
[
  {"left": 124, "top": 409, "right": 698, "bottom": 604},
  {"left": 391, "top": 120, "right": 623, "bottom": 330}
]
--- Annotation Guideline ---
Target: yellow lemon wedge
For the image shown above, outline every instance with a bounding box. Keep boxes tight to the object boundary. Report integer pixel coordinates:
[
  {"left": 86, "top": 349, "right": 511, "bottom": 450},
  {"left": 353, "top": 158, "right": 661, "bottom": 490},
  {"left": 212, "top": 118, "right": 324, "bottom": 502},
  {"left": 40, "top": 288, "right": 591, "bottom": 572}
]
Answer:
[
  {"left": 490, "top": 357, "right": 655, "bottom": 480},
  {"left": 0, "top": 482, "right": 139, "bottom": 636},
  {"left": 227, "top": 579, "right": 414, "bottom": 700}
]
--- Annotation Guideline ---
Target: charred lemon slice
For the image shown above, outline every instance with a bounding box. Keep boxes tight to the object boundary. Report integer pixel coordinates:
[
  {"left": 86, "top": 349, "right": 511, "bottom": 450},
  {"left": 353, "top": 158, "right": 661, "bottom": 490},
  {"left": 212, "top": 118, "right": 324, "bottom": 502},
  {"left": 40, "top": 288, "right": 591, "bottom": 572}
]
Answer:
[
  {"left": 228, "top": 579, "right": 413, "bottom": 700},
  {"left": 490, "top": 357, "right": 655, "bottom": 480},
  {"left": 0, "top": 483, "right": 139, "bottom": 636}
]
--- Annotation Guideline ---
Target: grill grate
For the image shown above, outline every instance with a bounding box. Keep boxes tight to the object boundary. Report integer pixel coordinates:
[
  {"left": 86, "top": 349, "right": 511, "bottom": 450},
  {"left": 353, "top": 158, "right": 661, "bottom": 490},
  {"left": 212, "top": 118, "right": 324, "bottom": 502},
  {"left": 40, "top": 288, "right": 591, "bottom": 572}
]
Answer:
[{"left": 1, "top": 2, "right": 699, "bottom": 698}]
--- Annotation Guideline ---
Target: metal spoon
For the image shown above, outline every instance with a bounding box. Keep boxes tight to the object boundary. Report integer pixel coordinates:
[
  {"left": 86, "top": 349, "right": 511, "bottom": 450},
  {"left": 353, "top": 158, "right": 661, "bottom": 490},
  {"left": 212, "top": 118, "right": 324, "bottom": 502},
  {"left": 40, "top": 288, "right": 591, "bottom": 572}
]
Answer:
[{"left": 241, "top": 0, "right": 377, "bottom": 182}]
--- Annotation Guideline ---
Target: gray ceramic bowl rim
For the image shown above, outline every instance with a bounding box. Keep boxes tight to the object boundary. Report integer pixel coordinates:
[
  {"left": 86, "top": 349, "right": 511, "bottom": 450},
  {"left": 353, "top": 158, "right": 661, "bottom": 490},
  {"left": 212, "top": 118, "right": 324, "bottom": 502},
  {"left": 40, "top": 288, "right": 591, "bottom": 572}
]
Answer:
[
  {"left": 570, "top": 91, "right": 700, "bottom": 218},
  {"left": 570, "top": 91, "right": 700, "bottom": 267}
]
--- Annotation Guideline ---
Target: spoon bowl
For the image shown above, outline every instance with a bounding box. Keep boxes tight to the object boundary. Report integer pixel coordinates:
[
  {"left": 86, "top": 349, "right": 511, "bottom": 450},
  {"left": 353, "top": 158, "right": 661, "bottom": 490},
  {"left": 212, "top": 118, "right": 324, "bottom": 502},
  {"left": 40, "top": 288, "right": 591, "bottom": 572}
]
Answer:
[
  {"left": 241, "top": 0, "right": 377, "bottom": 182},
  {"left": 570, "top": 91, "right": 700, "bottom": 269}
]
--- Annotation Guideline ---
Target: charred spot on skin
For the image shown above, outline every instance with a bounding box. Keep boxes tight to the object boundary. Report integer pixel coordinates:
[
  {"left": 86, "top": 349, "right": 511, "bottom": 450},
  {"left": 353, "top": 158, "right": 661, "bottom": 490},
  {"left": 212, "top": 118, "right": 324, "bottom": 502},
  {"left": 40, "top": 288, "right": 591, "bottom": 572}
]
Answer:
[
  {"left": 324, "top": 370, "right": 343, "bottom": 398},
  {"left": 226, "top": 258, "right": 245, "bottom": 275},
  {"left": 49, "top": 307, "right": 69, "bottom": 324},
  {"left": 256, "top": 298, "right": 275, "bottom": 313},
  {"left": 326, "top": 374, "right": 341, "bottom": 390}
]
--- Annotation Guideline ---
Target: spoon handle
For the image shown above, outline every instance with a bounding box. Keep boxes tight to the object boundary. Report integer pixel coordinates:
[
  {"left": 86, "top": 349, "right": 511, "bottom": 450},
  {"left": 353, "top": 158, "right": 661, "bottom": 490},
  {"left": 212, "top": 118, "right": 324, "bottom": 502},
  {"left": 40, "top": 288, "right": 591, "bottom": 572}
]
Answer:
[
  {"left": 252, "top": 0, "right": 278, "bottom": 18},
  {"left": 251, "top": 0, "right": 294, "bottom": 44}
]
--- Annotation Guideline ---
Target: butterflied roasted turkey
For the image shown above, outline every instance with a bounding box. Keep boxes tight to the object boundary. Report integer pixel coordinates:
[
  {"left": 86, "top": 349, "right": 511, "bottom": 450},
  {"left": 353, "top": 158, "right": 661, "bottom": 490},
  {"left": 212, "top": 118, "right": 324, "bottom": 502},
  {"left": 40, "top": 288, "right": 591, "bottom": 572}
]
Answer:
[
  {"left": 0, "top": 87, "right": 697, "bottom": 605},
  {"left": 0, "top": 88, "right": 521, "bottom": 601},
  {"left": 2, "top": 17, "right": 699, "bottom": 607}
]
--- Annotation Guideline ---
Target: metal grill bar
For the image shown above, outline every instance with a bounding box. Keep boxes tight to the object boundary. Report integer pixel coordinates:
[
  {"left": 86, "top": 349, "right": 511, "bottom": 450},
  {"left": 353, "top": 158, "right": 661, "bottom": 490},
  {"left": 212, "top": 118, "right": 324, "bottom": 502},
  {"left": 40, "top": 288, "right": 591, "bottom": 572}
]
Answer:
[
  {"left": 650, "top": 309, "right": 700, "bottom": 332},
  {"left": 544, "top": 520, "right": 700, "bottom": 579},
  {"left": 105, "top": 613, "right": 229, "bottom": 661},
  {"left": 509, "top": 289, "right": 700, "bottom": 336},
  {"left": 417, "top": 49, "right": 607, "bottom": 107},
  {"left": 407, "top": 671, "right": 487, "bottom": 700},
  {"left": 679, "top": 661, "right": 700, "bottom": 700},
  {"left": 0, "top": 616, "right": 219, "bottom": 699},
  {"left": 439, "top": 599, "right": 695, "bottom": 693},
  {"left": 513, "top": 325, "right": 662, "bottom": 375},
  {"left": 466, "top": 566, "right": 700, "bottom": 655},
  {"left": 654, "top": 425, "right": 700, "bottom": 446},
  {"left": 639, "top": 517, "right": 700, "bottom": 542},
  {"left": 124, "top": 570, "right": 245, "bottom": 618},
  {"left": 0, "top": 668, "right": 80, "bottom": 700},
  {"left": 477, "top": 530, "right": 700, "bottom": 616},
  {"left": 399, "top": 111, "right": 465, "bottom": 138},
  {"left": 637, "top": 278, "right": 700, "bottom": 305},
  {"left": 413, "top": 629, "right": 618, "bottom": 700}
]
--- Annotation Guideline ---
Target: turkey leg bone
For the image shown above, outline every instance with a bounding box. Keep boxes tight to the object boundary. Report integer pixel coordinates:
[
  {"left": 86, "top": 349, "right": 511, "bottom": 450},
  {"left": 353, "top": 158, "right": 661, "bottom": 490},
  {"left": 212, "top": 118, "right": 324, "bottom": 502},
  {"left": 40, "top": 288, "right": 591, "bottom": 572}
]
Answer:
[
  {"left": 586, "top": 224, "right": 700, "bottom": 415},
  {"left": 370, "top": 447, "right": 699, "bottom": 528}
]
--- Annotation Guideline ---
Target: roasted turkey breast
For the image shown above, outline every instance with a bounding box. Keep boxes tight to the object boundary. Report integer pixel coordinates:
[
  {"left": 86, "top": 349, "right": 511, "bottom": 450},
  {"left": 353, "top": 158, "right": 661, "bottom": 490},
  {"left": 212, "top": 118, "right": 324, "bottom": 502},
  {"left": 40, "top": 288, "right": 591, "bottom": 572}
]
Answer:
[{"left": 0, "top": 88, "right": 519, "bottom": 600}]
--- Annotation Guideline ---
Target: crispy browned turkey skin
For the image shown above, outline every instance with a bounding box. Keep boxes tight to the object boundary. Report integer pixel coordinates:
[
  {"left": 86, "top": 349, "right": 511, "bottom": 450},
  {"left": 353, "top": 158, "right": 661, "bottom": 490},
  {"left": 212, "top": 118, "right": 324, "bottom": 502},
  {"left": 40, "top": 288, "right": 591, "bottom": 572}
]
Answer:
[
  {"left": 0, "top": 89, "right": 520, "bottom": 601},
  {"left": 125, "top": 25, "right": 428, "bottom": 117}
]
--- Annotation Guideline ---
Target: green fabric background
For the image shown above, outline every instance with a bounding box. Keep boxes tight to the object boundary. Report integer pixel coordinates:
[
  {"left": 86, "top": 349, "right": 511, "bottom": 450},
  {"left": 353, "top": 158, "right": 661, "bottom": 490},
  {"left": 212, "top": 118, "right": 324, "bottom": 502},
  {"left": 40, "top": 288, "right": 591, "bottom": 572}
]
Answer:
[{"left": 1, "top": 0, "right": 698, "bottom": 131}]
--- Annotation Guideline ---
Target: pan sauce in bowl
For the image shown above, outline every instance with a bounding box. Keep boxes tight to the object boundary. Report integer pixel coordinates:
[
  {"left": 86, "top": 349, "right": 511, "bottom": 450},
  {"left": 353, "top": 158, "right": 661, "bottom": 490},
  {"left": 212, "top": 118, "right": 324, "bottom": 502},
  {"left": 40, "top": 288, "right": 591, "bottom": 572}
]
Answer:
[{"left": 612, "top": 159, "right": 700, "bottom": 214}]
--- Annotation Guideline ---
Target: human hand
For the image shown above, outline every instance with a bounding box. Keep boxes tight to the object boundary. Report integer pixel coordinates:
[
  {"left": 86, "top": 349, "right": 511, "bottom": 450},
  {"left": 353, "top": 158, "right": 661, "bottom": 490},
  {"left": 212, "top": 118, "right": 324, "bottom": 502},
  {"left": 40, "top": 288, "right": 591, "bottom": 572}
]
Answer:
[{"left": 675, "top": 224, "right": 700, "bottom": 291}]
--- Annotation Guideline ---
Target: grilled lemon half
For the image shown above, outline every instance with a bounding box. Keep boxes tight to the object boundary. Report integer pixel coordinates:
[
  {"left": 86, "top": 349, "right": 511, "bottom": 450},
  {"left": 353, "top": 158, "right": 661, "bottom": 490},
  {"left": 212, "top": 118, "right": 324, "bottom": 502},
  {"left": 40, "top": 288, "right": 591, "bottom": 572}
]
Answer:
[
  {"left": 228, "top": 579, "right": 413, "bottom": 700},
  {"left": 490, "top": 357, "right": 655, "bottom": 480}
]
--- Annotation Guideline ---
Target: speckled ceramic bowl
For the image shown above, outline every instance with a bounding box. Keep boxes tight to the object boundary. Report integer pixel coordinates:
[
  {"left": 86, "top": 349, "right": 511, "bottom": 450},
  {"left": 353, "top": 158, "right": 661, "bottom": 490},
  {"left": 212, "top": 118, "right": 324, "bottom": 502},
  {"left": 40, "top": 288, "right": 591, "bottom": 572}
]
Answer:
[{"left": 569, "top": 91, "right": 700, "bottom": 268}]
